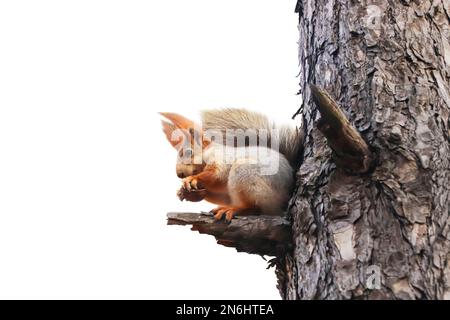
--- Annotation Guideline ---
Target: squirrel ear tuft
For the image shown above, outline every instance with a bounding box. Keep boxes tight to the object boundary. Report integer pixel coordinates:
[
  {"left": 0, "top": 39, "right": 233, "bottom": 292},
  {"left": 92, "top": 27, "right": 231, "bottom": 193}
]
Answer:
[
  {"left": 159, "top": 112, "right": 197, "bottom": 131},
  {"left": 160, "top": 112, "right": 207, "bottom": 148}
]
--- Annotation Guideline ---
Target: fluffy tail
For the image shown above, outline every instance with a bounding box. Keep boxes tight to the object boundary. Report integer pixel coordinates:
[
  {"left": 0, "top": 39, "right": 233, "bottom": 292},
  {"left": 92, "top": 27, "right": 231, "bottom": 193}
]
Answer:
[{"left": 201, "top": 108, "right": 303, "bottom": 167}]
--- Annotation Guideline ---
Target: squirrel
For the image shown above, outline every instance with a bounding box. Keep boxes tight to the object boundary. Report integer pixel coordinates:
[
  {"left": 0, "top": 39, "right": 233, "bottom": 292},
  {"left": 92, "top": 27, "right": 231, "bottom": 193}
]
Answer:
[{"left": 160, "top": 108, "right": 303, "bottom": 222}]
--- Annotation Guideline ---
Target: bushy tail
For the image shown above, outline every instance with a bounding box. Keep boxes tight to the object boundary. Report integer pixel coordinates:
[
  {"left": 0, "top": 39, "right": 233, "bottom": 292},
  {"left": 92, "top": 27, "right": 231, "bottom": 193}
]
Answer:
[{"left": 201, "top": 108, "right": 303, "bottom": 167}]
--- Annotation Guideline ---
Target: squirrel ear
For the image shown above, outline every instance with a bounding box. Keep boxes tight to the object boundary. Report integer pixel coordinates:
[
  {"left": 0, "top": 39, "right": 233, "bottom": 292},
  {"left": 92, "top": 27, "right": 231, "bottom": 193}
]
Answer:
[
  {"left": 161, "top": 120, "right": 184, "bottom": 149},
  {"left": 160, "top": 112, "right": 206, "bottom": 148},
  {"left": 159, "top": 112, "right": 198, "bottom": 131},
  {"left": 202, "top": 135, "right": 211, "bottom": 148}
]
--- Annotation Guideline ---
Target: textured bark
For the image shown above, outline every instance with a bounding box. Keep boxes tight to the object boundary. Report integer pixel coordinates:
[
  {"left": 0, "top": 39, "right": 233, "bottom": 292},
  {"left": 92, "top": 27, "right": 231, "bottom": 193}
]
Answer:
[
  {"left": 167, "top": 212, "right": 291, "bottom": 256},
  {"left": 310, "top": 84, "right": 374, "bottom": 173},
  {"left": 281, "top": 0, "right": 450, "bottom": 299}
]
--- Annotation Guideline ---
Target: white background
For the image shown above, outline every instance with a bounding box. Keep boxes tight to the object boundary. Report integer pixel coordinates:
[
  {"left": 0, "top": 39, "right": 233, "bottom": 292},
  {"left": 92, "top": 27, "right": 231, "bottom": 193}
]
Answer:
[{"left": 0, "top": 1, "right": 300, "bottom": 299}]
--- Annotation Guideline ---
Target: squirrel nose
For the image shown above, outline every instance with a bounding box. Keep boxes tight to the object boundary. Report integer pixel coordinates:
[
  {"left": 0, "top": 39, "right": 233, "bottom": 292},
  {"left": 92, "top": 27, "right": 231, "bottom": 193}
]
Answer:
[{"left": 177, "top": 172, "right": 185, "bottom": 178}]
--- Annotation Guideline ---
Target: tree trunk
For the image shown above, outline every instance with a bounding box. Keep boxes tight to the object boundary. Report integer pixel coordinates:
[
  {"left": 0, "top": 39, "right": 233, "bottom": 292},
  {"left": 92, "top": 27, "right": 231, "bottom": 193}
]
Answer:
[{"left": 280, "top": 0, "right": 450, "bottom": 299}]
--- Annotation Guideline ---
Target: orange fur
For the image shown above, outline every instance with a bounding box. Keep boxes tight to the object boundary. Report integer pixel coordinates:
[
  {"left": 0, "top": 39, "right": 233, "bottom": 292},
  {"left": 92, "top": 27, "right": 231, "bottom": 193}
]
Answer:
[
  {"left": 211, "top": 205, "right": 256, "bottom": 222},
  {"left": 209, "top": 186, "right": 259, "bottom": 221},
  {"left": 203, "top": 192, "right": 231, "bottom": 206},
  {"left": 159, "top": 112, "right": 197, "bottom": 130},
  {"left": 188, "top": 164, "right": 228, "bottom": 193},
  {"left": 160, "top": 112, "right": 210, "bottom": 149}
]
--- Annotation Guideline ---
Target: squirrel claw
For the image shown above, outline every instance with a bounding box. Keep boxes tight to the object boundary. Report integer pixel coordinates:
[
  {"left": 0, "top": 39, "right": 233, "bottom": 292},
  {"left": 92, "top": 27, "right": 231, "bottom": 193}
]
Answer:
[
  {"left": 211, "top": 206, "right": 226, "bottom": 221},
  {"left": 225, "top": 210, "right": 237, "bottom": 222},
  {"left": 182, "top": 176, "right": 198, "bottom": 191},
  {"left": 212, "top": 206, "right": 238, "bottom": 223}
]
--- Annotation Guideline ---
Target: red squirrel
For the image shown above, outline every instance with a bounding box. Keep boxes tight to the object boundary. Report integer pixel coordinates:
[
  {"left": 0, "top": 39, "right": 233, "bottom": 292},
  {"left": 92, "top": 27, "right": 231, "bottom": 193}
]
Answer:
[{"left": 161, "top": 108, "right": 303, "bottom": 222}]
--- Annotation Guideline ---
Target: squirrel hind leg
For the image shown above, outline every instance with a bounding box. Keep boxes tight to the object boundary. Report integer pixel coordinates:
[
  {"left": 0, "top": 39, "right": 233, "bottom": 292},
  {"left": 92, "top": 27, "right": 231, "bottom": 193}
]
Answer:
[
  {"left": 215, "top": 178, "right": 285, "bottom": 220},
  {"left": 228, "top": 175, "right": 287, "bottom": 216},
  {"left": 228, "top": 159, "right": 291, "bottom": 216},
  {"left": 211, "top": 205, "right": 259, "bottom": 222}
]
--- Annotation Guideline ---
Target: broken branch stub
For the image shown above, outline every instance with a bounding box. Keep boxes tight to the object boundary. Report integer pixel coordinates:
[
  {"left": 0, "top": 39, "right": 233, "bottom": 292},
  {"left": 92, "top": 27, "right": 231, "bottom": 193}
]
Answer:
[
  {"left": 167, "top": 212, "right": 291, "bottom": 256},
  {"left": 310, "top": 84, "right": 374, "bottom": 173}
]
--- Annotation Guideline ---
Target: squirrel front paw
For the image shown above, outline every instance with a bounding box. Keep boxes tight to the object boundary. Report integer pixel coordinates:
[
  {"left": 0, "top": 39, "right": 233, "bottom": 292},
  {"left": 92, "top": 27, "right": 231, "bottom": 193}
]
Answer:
[{"left": 182, "top": 176, "right": 200, "bottom": 191}]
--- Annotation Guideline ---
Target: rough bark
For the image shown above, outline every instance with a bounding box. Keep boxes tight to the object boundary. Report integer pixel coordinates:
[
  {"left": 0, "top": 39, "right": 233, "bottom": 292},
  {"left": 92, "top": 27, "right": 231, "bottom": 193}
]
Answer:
[
  {"left": 280, "top": 0, "right": 450, "bottom": 300},
  {"left": 167, "top": 212, "right": 291, "bottom": 256},
  {"left": 310, "top": 84, "right": 374, "bottom": 173}
]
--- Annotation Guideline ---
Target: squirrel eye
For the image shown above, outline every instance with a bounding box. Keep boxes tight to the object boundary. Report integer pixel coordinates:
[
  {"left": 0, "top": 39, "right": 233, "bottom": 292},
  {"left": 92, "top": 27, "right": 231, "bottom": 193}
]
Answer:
[{"left": 184, "top": 148, "right": 193, "bottom": 157}]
